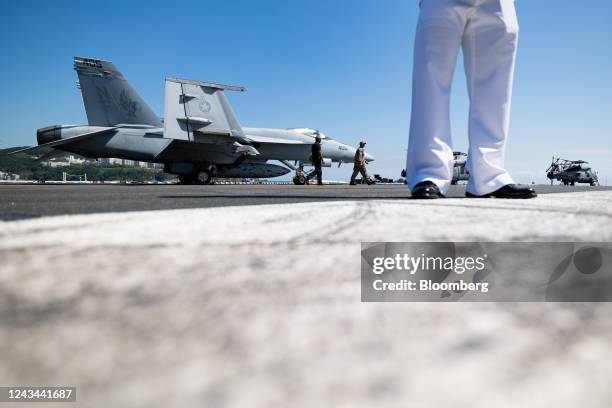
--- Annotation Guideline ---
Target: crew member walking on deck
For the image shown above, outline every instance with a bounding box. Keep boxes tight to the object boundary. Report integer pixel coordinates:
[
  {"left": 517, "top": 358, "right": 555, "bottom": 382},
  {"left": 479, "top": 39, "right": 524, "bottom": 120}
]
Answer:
[
  {"left": 311, "top": 135, "right": 324, "bottom": 185},
  {"left": 350, "top": 141, "right": 373, "bottom": 185}
]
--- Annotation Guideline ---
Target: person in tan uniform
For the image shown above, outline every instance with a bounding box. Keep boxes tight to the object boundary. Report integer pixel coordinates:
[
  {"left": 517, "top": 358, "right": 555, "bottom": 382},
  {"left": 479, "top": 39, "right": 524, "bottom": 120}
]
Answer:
[{"left": 350, "top": 141, "right": 373, "bottom": 185}]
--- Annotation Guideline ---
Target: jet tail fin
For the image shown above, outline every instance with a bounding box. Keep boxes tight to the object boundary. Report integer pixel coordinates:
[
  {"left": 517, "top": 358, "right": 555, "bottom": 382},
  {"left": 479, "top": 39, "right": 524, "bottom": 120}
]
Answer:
[
  {"left": 74, "top": 56, "right": 161, "bottom": 127},
  {"left": 163, "top": 77, "right": 246, "bottom": 141}
]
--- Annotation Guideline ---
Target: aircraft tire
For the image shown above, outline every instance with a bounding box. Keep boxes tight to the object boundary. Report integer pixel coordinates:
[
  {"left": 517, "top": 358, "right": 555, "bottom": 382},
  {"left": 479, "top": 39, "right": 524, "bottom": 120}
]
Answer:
[
  {"left": 197, "top": 171, "right": 212, "bottom": 185},
  {"left": 293, "top": 175, "right": 307, "bottom": 185},
  {"left": 208, "top": 165, "right": 218, "bottom": 178}
]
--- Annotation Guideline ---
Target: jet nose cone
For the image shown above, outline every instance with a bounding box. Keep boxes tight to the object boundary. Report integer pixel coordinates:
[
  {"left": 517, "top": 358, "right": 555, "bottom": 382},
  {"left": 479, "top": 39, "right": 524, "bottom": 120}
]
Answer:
[
  {"left": 36, "top": 125, "right": 61, "bottom": 145},
  {"left": 366, "top": 153, "right": 375, "bottom": 162}
]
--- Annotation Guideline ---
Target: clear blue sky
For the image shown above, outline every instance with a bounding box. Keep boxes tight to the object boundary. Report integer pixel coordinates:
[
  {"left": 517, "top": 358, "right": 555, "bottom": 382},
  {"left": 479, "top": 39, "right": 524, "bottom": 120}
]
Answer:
[{"left": 1, "top": 0, "right": 611, "bottom": 184}]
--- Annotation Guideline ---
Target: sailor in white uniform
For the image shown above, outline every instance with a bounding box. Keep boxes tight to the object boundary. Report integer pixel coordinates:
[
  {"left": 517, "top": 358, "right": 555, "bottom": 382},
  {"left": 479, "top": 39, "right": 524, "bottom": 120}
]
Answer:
[{"left": 407, "top": 0, "right": 536, "bottom": 199}]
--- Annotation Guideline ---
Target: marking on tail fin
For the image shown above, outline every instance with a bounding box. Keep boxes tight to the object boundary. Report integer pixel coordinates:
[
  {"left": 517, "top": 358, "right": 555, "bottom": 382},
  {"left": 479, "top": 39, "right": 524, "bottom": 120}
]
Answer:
[
  {"left": 198, "top": 99, "right": 212, "bottom": 114},
  {"left": 119, "top": 89, "right": 141, "bottom": 118}
]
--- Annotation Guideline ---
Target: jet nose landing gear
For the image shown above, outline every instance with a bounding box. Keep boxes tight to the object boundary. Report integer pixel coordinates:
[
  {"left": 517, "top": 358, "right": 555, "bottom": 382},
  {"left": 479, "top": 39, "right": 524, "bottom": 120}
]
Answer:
[
  {"left": 293, "top": 173, "right": 307, "bottom": 185},
  {"left": 292, "top": 166, "right": 317, "bottom": 185},
  {"left": 279, "top": 160, "right": 317, "bottom": 185}
]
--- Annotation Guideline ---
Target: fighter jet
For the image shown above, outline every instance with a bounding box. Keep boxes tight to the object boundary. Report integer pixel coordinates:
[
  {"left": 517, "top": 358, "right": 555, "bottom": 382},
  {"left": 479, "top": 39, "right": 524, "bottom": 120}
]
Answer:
[
  {"left": 12, "top": 57, "right": 372, "bottom": 184},
  {"left": 546, "top": 157, "right": 599, "bottom": 186}
]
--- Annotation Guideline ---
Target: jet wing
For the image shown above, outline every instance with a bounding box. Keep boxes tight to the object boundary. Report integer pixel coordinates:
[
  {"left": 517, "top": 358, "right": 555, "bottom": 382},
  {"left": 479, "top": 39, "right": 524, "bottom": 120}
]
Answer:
[{"left": 9, "top": 127, "right": 116, "bottom": 155}]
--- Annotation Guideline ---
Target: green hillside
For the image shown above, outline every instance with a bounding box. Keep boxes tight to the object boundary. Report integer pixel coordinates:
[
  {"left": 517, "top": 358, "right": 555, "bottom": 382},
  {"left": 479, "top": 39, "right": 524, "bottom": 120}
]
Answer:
[{"left": 0, "top": 148, "right": 169, "bottom": 182}]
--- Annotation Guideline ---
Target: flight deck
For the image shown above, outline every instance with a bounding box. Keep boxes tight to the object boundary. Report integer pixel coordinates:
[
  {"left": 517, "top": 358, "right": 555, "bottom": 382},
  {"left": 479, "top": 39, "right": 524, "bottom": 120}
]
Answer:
[
  {"left": 1, "top": 183, "right": 611, "bottom": 219},
  {"left": 2, "top": 184, "right": 612, "bottom": 407}
]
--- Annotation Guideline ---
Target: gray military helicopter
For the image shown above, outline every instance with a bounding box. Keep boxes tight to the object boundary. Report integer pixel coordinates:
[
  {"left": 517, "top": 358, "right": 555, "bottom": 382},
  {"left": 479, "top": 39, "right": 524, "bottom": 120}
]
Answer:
[
  {"left": 11, "top": 57, "right": 370, "bottom": 184},
  {"left": 401, "top": 151, "right": 469, "bottom": 184},
  {"left": 451, "top": 151, "right": 469, "bottom": 185},
  {"left": 546, "top": 157, "right": 599, "bottom": 186}
]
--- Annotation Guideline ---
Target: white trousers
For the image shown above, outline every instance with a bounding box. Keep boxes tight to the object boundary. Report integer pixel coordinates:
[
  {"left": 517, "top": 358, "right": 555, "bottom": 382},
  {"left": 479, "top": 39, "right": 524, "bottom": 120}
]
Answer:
[{"left": 406, "top": 0, "right": 519, "bottom": 196}]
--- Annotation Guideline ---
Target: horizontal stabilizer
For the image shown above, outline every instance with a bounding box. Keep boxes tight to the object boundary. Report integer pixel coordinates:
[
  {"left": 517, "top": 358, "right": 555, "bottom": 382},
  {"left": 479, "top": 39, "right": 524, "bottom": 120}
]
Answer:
[{"left": 9, "top": 127, "right": 116, "bottom": 155}]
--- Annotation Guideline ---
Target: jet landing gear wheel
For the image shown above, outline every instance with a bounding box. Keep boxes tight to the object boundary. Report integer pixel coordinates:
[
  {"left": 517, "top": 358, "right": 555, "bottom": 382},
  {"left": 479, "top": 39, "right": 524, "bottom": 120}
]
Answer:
[
  {"left": 293, "top": 166, "right": 308, "bottom": 185},
  {"left": 178, "top": 168, "right": 215, "bottom": 185},
  {"left": 197, "top": 165, "right": 217, "bottom": 185},
  {"left": 293, "top": 174, "right": 307, "bottom": 185},
  {"left": 197, "top": 171, "right": 212, "bottom": 185}
]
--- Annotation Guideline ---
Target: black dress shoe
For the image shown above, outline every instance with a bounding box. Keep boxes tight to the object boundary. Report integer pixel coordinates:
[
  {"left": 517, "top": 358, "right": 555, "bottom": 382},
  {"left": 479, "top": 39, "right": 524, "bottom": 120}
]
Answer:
[
  {"left": 466, "top": 184, "right": 537, "bottom": 199},
  {"left": 411, "top": 181, "right": 445, "bottom": 199}
]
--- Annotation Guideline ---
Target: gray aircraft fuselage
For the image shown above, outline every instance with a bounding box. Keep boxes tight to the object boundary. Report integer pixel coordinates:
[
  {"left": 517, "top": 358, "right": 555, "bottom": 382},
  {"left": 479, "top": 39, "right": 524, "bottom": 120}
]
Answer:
[
  {"left": 37, "top": 125, "right": 370, "bottom": 180},
  {"left": 37, "top": 125, "right": 366, "bottom": 165}
]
